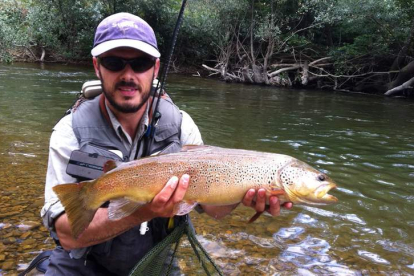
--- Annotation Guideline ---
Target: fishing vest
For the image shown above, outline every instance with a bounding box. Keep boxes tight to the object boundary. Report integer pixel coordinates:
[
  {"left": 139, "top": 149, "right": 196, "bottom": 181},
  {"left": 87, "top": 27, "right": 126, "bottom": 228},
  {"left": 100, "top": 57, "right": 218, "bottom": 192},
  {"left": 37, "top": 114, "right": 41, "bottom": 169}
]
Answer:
[{"left": 68, "top": 94, "right": 183, "bottom": 274}]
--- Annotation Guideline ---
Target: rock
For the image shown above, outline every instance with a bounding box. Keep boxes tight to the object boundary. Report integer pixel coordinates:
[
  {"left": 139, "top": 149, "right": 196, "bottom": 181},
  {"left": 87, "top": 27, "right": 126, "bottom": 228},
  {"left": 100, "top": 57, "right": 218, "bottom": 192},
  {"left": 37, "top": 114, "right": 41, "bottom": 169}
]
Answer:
[
  {"left": 2, "top": 260, "right": 15, "bottom": 270},
  {"left": 17, "top": 221, "right": 41, "bottom": 231},
  {"left": 20, "top": 232, "right": 31, "bottom": 239},
  {"left": 0, "top": 242, "right": 6, "bottom": 253}
]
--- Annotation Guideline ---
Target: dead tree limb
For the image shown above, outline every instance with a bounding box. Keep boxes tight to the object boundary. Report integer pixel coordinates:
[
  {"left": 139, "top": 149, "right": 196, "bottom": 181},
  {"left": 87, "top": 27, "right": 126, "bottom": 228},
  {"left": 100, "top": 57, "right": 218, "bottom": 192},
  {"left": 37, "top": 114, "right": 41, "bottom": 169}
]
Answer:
[
  {"left": 268, "top": 65, "right": 301, "bottom": 77},
  {"left": 384, "top": 76, "right": 414, "bottom": 96}
]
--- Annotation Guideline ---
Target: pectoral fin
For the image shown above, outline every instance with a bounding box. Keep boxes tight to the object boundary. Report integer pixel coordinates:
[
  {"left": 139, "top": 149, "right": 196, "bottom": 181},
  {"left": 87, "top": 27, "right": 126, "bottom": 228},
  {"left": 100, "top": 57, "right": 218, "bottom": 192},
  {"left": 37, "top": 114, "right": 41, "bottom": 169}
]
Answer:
[
  {"left": 174, "top": 201, "right": 198, "bottom": 216},
  {"left": 108, "top": 198, "right": 145, "bottom": 220},
  {"left": 271, "top": 189, "right": 285, "bottom": 196}
]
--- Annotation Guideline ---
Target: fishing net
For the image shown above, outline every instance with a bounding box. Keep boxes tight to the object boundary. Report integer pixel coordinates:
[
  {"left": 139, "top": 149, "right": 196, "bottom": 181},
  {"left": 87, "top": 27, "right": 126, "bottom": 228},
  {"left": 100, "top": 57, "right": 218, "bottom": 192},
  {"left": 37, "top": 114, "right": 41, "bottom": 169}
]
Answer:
[{"left": 128, "top": 219, "right": 223, "bottom": 276}]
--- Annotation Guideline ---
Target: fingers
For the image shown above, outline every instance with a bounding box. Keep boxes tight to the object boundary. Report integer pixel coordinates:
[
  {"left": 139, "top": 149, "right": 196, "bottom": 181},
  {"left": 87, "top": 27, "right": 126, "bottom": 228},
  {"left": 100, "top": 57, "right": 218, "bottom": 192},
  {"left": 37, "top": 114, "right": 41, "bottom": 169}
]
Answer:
[
  {"left": 282, "top": 202, "right": 293, "bottom": 209},
  {"left": 171, "top": 174, "right": 189, "bottom": 204},
  {"left": 242, "top": 189, "right": 255, "bottom": 207},
  {"left": 267, "top": 196, "right": 281, "bottom": 216},
  {"left": 150, "top": 174, "right": 190, "bottom": 216},
  {"left": 242, "top": 188, "right": 293, "bottom": 218},
  {"left": 255, "top": 189, "right": 266, "bottom": 212},
  {"left": 152, "top": 176, "right": 179, "bottom": 207}
]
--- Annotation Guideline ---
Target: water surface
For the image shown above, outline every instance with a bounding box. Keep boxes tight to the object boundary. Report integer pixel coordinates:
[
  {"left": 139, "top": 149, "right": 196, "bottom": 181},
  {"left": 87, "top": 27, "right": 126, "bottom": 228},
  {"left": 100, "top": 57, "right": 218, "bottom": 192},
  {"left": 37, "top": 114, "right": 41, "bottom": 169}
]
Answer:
[{"left": 0, "top": 63, "right": 413, "bottom": 274}]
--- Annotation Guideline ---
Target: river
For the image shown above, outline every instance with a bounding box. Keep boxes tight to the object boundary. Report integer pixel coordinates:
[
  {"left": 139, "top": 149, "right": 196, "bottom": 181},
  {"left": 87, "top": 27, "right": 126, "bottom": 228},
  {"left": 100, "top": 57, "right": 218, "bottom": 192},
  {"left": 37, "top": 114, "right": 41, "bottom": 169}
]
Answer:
[{"left": 0, "top": 62, "right": 413, "bottom": 275}]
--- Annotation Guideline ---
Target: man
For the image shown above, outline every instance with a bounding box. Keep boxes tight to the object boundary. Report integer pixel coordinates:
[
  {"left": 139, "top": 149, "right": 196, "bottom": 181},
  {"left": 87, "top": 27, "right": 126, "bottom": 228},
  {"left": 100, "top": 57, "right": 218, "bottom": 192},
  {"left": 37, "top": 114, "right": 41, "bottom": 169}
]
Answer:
[{"left": 41, "top": 12, "right": 291, "bottom": 275}]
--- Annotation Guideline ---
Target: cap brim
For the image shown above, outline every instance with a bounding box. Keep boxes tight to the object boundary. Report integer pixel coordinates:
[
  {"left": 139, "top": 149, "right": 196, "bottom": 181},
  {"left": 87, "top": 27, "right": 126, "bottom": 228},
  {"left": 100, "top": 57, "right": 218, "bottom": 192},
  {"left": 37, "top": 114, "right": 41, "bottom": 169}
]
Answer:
[{"left": 91, "top": 39, "right": 161, "bottom": 58}]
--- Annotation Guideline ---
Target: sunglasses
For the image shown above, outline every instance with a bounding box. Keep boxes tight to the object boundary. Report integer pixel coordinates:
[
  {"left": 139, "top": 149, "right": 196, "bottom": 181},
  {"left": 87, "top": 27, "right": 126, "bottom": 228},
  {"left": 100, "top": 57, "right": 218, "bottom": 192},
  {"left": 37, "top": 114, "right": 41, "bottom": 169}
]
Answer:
[{"left": 98, "top": 56, "right": 155, "bottom": 73}]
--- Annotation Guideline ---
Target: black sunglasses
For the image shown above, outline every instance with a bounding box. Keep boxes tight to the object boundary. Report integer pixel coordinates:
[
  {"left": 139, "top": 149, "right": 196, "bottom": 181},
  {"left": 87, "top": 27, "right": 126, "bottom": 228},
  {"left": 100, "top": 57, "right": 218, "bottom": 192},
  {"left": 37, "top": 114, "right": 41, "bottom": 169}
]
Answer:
[{"left": 98, "top": 56, "right": 155, "bottom": 73}]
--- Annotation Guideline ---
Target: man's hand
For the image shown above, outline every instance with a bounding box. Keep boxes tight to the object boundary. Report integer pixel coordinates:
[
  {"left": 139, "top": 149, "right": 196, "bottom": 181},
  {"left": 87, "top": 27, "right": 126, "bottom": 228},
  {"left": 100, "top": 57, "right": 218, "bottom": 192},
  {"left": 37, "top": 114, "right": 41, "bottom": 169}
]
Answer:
[
  {"left": 242, "top": 188, "right": 293, "bottom": 217},
  {"left": 143, "top": 174, "right": 190, "bottom": 218}
]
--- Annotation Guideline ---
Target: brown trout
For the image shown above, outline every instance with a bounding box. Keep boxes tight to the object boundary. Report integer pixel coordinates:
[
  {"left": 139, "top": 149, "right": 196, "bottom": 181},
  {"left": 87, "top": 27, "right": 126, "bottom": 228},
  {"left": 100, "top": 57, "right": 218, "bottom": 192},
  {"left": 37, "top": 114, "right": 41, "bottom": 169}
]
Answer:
[{"left": 53, "top": 145, "right": 338, "bottom": 238}]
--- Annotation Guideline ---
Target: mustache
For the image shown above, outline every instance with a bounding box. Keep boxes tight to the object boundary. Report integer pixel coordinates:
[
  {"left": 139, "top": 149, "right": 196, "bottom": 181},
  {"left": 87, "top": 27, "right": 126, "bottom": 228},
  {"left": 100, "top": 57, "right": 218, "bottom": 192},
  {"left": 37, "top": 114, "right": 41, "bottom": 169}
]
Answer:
[{"left": 115, "top": 81, "right": 141, "bottom": 90}]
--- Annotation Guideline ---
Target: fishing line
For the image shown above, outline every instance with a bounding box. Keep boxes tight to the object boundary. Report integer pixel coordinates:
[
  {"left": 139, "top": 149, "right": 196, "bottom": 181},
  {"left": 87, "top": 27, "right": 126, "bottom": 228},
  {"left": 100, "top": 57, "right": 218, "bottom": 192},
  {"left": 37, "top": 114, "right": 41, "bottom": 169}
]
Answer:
[{"left": 141, "top": 0, "right": 188, "bottom": 158}]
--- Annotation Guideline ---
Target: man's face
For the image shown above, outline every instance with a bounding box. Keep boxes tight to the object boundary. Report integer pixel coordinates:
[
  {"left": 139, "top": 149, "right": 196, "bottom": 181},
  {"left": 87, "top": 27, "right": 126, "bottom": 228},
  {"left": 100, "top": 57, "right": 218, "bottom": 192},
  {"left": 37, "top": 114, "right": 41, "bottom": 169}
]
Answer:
[{"left": 93, "top": 47, "right": 160, "bottom": 114}]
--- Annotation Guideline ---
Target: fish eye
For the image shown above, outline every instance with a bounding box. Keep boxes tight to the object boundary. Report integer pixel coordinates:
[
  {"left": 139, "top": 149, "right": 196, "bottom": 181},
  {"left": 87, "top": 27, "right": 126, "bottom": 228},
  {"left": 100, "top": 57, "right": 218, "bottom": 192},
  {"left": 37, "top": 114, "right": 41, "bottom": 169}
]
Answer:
[{"left": 317, "top": 174, "right": 326, "bottom": 181}]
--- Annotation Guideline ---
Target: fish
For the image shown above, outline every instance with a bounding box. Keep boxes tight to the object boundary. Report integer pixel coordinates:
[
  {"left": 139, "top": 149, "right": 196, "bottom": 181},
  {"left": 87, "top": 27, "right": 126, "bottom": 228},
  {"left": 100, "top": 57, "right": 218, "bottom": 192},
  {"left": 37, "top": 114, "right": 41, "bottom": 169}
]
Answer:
[{"left": 53, "top": 145, "right": 338, "bottom": 238}]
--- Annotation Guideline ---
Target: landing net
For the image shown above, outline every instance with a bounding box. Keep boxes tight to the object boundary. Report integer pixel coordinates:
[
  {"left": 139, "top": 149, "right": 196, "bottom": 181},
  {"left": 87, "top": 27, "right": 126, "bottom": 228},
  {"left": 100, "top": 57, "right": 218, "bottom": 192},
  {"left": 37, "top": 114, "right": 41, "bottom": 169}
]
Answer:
[{"left": 129, "top": 220, "right": 223, "bottom": 276}]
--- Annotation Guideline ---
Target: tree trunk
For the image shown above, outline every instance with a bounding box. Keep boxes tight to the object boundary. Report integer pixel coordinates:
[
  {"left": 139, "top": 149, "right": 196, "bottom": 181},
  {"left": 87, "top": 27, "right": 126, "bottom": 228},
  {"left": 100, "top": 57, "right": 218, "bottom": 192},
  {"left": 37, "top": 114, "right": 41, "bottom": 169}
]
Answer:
[
  {"left": 390, "top": 17, "right": 414, "bottom": 72},
  {"left": 387, "top": 60, "right": 414, "bottom": 90},
  {"left": 40, "top": 47, "right": 45, "bottom": 62}
]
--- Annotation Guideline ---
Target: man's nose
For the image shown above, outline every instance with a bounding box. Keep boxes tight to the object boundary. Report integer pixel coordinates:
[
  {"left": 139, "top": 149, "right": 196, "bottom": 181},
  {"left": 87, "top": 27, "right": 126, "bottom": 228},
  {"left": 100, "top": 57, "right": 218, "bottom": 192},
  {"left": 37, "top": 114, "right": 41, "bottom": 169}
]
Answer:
[{"left": 120, "top": 64, "right": 135, "bottom": 80}]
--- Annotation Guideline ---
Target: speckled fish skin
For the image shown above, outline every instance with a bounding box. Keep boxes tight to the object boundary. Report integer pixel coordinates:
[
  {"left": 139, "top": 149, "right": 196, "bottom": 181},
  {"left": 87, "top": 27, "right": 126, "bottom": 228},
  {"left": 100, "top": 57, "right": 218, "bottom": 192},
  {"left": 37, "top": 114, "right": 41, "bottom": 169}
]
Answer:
[
  {"left": 53, "top": 145, "right": 338, "bottom": 238},
  {"left": 92, "top": 145, "right": 337, "bottom": 205}
]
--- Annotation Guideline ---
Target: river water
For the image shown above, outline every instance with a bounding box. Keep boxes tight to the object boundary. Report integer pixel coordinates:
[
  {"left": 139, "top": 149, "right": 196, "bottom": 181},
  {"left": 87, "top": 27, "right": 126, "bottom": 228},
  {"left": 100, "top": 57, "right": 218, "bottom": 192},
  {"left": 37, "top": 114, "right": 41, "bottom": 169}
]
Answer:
[{"left": 0, "top": 62, "right": 413, "bottom": 275}]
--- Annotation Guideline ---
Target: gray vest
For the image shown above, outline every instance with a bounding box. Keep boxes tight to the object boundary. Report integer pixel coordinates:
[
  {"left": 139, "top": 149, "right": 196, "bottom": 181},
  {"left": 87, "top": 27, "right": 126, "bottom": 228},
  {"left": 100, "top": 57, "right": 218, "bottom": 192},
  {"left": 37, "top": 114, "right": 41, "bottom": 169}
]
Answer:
[
  {"left": 72, "top": 94, "right": 182, "bottom": 160},
  {"left": 69, "top": 95, "right": 183, "bottom": 275}
]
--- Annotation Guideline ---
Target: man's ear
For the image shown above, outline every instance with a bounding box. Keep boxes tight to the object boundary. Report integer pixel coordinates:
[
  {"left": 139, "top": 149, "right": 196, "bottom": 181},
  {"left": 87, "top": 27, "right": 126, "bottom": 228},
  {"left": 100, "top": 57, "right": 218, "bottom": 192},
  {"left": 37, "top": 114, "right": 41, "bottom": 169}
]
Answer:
[
  {"left": 93, "top": 57, "right": 101, "bottom": 79},
  {"left": 154, "top": 58, "right": 161, "bottom": 79}
]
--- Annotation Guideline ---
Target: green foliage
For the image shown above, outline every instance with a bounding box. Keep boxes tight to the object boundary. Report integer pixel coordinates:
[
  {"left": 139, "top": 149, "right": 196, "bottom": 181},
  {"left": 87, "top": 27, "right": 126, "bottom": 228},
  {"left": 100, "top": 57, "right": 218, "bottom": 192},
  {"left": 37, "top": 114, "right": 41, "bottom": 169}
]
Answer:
[{"left": 0, "top": 0, "right": 413, "bottom": 72}]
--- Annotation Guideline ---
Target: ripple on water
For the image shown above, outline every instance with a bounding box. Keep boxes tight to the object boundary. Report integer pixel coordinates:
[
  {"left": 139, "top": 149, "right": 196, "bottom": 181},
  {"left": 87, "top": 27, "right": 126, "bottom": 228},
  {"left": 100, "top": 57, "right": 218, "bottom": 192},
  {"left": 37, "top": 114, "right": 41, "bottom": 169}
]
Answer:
[
  {"left": 303, "top": 206, "right": 367, "bottom": 225},
  {"left": 248, "top": 235, "right": 276, "bottom": 248},
  {"left": 293, "top": 213, "right": 318, "bottom": 225},
  {"left": 273, "top": 227, "right": 305, "bottom": 240},
  {"left": 196, "top": 235, "right": 245, "bottom": 259},
  {"left": 357, "top": 250, "right": 390, "bottom": 265},
  {"left": 279, "top": 236, "right": 355, "bottom": 274}
]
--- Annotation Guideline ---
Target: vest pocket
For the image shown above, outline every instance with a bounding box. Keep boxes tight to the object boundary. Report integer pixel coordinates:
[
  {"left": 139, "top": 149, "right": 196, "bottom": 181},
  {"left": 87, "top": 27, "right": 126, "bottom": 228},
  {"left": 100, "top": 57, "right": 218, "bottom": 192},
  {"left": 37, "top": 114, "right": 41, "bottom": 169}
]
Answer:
[
  {"left": 80, "top": 143, "right": 125, "bottom": 160},
  {"left": 153, "top": 124, "right": 180, "bottom": 142}
]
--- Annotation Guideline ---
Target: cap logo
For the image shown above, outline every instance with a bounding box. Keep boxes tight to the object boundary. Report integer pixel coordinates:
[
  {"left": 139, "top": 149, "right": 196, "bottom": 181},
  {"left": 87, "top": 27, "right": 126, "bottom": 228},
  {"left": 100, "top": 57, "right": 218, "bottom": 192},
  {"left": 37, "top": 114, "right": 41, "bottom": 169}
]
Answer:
[{"left": 112, "top": 21, "right": 138, "bottom": 34}]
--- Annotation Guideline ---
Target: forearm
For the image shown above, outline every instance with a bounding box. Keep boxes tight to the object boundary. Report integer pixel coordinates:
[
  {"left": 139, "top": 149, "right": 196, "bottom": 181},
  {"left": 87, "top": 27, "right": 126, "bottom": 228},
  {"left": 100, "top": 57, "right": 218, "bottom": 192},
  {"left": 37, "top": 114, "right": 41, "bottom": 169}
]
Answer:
[{"left": 55, "top": 207, "right": 150, "bottom": 251}]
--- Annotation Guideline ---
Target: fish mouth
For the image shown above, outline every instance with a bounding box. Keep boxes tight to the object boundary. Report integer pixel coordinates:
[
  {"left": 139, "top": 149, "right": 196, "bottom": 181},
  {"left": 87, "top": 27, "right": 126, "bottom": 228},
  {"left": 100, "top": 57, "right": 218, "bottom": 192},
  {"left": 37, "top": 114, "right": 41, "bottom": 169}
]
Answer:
[{"left": 314, "top": 183, "right": 338, "bottom": 204}]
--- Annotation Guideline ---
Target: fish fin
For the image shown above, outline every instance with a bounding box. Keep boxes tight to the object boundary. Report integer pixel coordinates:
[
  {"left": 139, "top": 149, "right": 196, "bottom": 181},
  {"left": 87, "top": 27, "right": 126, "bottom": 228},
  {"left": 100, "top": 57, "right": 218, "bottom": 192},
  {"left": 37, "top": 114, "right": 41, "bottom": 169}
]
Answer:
[
  {"left": 103, "top": 160, "right": 120, "bottom": 173},
  {"left": 248, "top": 211, "right": 264, "bottom": 223},
  {"left": 271, "top": 190, "right": 285, "bottom": 196},
  {"left": 174, "top": 201, "right": 198, "bottom": 216},
  {"left": 108, "top": 198, "right": 144, "bottom": 220},
  {"left": 53, "top": 181, "right": 97, "bottom": 239}
]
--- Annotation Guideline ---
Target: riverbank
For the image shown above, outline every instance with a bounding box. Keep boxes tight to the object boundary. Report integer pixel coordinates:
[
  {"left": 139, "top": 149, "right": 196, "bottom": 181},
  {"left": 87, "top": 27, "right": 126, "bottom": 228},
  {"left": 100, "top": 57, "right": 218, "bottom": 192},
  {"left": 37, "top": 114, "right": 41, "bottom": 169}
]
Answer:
[{"left": 5, "top": 55, "right": 414, "bottom": 99}]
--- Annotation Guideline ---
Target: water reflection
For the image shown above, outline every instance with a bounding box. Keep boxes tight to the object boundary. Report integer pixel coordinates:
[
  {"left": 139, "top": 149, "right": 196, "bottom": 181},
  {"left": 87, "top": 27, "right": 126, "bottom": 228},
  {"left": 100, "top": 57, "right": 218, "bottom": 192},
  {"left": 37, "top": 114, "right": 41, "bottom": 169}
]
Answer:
[{"left": 1, "top": 63, "right": 414, "bottom": 274}]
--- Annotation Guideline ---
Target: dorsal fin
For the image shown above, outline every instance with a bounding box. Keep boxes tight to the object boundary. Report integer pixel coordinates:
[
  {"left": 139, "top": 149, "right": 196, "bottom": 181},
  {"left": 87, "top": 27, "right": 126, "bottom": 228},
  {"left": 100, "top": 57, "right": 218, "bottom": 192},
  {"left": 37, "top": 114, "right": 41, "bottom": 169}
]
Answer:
[{"left": 103, "top": 160, "right": 120, "bottom": 173}]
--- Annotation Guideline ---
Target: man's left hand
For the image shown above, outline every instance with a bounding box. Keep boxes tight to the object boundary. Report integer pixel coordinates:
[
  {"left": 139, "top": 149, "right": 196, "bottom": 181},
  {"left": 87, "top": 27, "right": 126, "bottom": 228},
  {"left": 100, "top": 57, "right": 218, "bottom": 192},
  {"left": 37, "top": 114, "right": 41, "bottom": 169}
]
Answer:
[{"left": 242, "top": 188, "right": 293, "bottom": 217}]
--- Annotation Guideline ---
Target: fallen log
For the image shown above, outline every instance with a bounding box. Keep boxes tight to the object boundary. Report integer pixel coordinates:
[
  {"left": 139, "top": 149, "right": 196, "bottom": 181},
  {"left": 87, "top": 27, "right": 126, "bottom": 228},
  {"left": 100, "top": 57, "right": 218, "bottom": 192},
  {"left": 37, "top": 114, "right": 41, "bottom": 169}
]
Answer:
[{"left": 384, "top": 76, "right": 414, "bottom": 96}]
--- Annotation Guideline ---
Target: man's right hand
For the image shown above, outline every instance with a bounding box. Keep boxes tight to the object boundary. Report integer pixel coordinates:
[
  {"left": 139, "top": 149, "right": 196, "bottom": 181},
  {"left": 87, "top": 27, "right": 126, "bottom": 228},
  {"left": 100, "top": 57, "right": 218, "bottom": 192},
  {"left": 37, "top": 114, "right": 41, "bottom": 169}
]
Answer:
[{"left": 141, "top": 174, "right": 190, "bottom": 218}]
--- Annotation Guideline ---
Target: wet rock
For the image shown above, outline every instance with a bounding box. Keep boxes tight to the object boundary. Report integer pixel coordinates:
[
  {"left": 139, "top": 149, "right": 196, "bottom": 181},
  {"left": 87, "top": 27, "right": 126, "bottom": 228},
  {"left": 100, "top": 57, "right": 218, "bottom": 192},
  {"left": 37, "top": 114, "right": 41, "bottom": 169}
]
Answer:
[
  {"left": 20, "top": 232, "right": 31, "bottom": 239},
  {"left": 266, "top": 222, "right": 281, "bottom": 233},
  {"left": 2, "top": 260, "right": 15, "bottom": 270},
  {"left": 39, "top": 226, "right": 48, "bottom": 232},
  {"left": 5, "top": 230, "right": 21, "bottom": 238},
  {"left": 0, "top": 211, "right": 20, "bottom": 219},
  {"left": 17, "top": 221, "right": 41, "bottom": 231},
  {"left": 3, "top": 237, "right": 17, "bottom": 245},
  {"left": 0, "top": 223, "right": 13, "bottom": 229},
  {"left": 0, "top": 242, "right": 6, "bottom": 253},
  {"left": 21, "top": 238, "right": 36, "bottom": 246}
]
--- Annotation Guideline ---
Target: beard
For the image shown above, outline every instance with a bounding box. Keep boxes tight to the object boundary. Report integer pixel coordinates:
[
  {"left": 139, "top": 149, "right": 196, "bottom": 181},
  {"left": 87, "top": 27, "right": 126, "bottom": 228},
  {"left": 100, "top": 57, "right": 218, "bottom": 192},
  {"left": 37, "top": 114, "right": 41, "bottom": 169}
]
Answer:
[{"left": 99, "top": 72, "right": 152, "bottom": 114}]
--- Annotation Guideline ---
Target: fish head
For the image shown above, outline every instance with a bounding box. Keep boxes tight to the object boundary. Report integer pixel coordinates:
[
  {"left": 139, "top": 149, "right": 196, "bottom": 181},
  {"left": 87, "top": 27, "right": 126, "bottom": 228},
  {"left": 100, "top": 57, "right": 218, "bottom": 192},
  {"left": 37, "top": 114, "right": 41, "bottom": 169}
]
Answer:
[{"left": 277, "top": 160, "right": 338, "bottom": 205}]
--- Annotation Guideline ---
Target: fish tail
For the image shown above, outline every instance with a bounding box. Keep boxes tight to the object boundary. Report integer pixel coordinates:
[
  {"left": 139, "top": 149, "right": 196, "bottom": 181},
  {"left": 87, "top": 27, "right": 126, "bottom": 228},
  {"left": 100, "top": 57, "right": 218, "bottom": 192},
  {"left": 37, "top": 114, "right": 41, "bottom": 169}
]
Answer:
[{"left": 53, "top": 181, "right": 97, "bottom": 239}]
